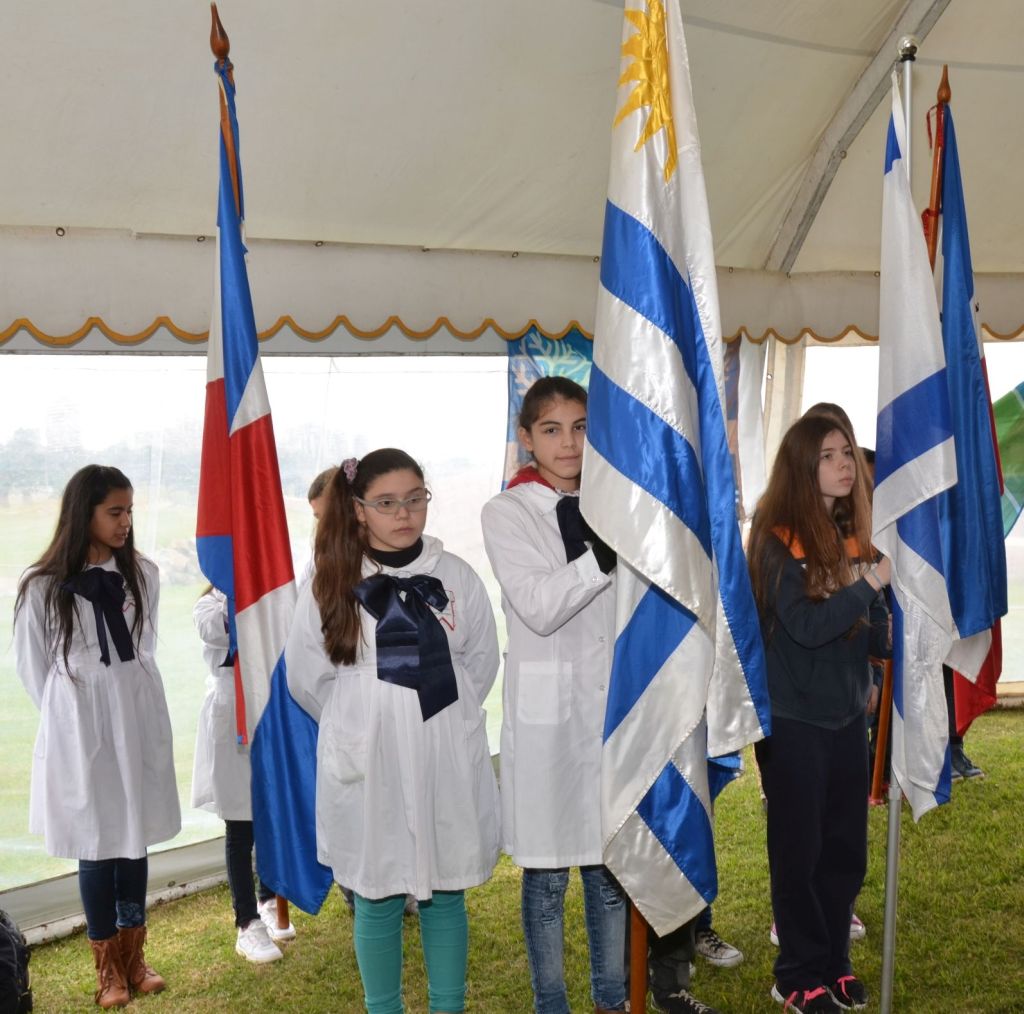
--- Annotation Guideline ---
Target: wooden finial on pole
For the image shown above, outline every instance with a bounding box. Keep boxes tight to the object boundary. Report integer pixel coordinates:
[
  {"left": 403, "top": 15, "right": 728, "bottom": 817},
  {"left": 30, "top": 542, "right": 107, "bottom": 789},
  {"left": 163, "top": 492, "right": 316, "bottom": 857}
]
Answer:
[
  {"left": 209, "top": 3, "right": 241, "bottom": 218},
  {"left": 210, "top": 3, "right": 230, "bottom": 64},
  {"left": 923, "top": 64, "right": 951, "bottom": 268}
]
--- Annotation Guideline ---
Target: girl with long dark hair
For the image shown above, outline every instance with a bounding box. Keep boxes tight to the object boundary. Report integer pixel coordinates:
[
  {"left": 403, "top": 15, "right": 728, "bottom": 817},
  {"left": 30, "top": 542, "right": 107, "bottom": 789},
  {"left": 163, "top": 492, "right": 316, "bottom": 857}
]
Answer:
[
  {"left": 14, "top": 465, "right": 179, "bottom": 1009},
  {"left": 286, "top": 448, "right": 499, "bottom": 1014},
  {"left": 748, "top": 416, "right": 891, "bottom": 1014}
]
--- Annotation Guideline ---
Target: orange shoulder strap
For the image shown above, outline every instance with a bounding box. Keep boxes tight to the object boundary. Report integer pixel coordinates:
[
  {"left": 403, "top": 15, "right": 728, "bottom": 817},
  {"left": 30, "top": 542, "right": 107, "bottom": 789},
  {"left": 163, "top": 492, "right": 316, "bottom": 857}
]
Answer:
[{"left": 771, "top": 526, "right": 861, "bottom": 563}]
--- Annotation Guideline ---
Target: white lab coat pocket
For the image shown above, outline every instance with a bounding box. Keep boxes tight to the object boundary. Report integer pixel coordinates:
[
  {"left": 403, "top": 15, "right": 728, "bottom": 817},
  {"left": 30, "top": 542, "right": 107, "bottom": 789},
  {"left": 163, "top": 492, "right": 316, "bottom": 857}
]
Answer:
[
  {"left": 515, "top": 661, "right": 572, "bottom": 725},
  {"left": 322, "top": 735, "right": 367, "bottom": 786},
  {"left": 207, "top": 684, "right": 239, "bottom": 745}
]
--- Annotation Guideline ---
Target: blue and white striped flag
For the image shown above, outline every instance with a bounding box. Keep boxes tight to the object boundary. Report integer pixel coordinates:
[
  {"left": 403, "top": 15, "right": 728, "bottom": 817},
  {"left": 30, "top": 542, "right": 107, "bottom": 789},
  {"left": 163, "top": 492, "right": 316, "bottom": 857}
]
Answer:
[
  {"left": 874, "top": 73, "right": 975, "bottom": 821},
  {"left": 581, "top": 0, "right": 770, "bottom": 936}
]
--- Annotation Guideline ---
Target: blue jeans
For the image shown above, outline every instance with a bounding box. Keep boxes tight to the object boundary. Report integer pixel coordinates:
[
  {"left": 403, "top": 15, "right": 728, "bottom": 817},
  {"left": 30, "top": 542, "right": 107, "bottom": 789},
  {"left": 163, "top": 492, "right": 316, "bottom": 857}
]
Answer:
[
  {"left": 521, "top": 866, "right": 626, "bottom": 1014},
  {"left": 78, "top": 857, "right": 149, "bottom": 940}
]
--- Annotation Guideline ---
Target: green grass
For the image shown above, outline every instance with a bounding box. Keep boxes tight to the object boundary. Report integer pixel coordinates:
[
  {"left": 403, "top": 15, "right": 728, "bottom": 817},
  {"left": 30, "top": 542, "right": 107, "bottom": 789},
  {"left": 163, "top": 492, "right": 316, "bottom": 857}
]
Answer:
[{"left": 23, "top": 710, "right": 1024, "bottom": 1012}]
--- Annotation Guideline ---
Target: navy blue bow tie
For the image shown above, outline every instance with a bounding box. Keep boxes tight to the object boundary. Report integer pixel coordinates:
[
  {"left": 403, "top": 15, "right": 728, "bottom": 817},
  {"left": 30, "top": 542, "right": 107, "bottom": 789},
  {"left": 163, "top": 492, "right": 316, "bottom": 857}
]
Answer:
[
  {"left": 62, "top": 567, "right": 136, "bottom": 667},
  {"left": 353, "top": 572, "right": 458, "bottom": 721}
]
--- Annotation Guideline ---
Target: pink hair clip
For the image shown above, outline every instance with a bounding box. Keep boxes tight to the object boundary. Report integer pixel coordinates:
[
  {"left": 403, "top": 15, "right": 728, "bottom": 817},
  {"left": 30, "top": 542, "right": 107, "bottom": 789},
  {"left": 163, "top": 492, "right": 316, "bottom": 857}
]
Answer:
[{"left": 341, "top": 457, "right": 359, "bottom": 484}]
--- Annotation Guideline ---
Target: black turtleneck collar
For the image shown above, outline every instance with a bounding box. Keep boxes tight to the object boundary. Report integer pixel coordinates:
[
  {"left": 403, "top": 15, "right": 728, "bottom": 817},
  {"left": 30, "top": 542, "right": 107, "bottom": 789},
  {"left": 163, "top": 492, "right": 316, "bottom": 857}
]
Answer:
[{"left": 367, "top": 538, "right": 424, "bottom": 570}]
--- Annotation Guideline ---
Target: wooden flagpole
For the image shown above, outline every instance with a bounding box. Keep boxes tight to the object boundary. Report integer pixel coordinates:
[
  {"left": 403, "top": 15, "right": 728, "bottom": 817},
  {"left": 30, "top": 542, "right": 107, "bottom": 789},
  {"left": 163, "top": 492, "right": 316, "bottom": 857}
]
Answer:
[
  {"left": 869, "top": 660, "right": 893, "bottom": 804},
  {"left": 922, "top": 65, "right": 951, "bottom": 271},
  {"left": 630, "top": 903, "right": 648, "bottom": 1013},
  {"left": 210, "top": 4, "right": 242, "bottom": 218},
  {"left": 208, "top": 1, "right": 290, "bottom": 938}
]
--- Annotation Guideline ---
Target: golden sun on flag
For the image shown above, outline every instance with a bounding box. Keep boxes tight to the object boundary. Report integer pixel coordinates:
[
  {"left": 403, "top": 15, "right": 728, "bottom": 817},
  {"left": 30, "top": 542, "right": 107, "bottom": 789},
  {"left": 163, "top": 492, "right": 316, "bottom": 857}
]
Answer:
[{"left": 614, "top": 0, "right": 677, "bottom": 183}]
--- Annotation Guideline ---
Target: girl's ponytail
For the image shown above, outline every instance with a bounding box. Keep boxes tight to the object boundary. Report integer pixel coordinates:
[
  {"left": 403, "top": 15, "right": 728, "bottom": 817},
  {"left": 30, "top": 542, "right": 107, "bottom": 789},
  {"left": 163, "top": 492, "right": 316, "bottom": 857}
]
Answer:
[
  {"left": 313, "top": 448, "right": 424, "bottom": 666},
  {"left": 313, "top": 464, "right": 366, "bottom": 666}
]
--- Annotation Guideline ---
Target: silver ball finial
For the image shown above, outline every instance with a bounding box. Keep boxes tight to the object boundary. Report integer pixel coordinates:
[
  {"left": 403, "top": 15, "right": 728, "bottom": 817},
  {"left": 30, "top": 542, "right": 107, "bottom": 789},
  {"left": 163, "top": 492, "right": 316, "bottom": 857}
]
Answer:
[{"left": 897, "top": 34, "right": 919, "bottom": 61}]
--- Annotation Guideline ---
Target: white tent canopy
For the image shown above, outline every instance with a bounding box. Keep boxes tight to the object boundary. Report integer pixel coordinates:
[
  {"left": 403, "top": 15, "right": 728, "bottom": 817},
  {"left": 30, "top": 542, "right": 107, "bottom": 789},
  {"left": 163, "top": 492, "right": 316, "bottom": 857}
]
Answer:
[{"left": 1, "top": 0, "right": 1022, "bottom": 352}]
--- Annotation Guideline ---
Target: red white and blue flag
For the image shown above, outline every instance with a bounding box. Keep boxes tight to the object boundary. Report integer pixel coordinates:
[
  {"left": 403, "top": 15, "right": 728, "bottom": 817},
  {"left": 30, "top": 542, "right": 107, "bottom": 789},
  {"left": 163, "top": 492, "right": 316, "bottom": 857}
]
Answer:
[
  {"left": 197, "top": 55, "right": 331, "bottom": 913},
  {"left": 935, "top": 104, "right": 1008, "bottom": 735}
]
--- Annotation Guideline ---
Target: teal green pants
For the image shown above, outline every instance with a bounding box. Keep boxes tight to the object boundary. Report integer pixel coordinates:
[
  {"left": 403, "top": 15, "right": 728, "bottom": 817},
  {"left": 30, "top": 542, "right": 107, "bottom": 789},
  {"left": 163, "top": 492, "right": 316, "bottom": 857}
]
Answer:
[{"left": 353, "top": 891, "right": 468, "bottom": 1014}]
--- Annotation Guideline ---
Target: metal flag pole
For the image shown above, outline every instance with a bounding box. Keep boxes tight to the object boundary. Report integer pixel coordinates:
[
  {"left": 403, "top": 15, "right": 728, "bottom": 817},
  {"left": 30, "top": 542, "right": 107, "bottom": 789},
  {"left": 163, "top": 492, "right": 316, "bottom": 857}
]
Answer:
[{"left": 879, "top": 38, "right": 918, "bottom": 1014}]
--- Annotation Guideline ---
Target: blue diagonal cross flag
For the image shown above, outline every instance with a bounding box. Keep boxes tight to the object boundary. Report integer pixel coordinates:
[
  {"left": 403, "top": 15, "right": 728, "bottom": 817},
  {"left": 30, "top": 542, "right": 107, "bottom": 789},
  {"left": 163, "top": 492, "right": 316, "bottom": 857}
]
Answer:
[
  {"left": 873, "top": 72, "right": 1005, "bottom": 821},
  {"left": 580, "top": 0, "right": 770, "bottom": 937}
]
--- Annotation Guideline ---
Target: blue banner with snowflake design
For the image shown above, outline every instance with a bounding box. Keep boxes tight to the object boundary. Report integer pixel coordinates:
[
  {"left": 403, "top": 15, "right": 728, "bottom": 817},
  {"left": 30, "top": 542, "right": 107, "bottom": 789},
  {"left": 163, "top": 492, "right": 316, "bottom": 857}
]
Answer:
[{"left": 502, "top": 326, "right": 594, "bottom": 485}]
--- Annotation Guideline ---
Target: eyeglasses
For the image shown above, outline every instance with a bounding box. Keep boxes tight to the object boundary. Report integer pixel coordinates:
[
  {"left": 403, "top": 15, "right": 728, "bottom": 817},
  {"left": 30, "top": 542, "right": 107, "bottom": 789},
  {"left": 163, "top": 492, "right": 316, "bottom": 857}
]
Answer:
[{"left": 355, "top": 490, "right": 432, "bottom": 515}]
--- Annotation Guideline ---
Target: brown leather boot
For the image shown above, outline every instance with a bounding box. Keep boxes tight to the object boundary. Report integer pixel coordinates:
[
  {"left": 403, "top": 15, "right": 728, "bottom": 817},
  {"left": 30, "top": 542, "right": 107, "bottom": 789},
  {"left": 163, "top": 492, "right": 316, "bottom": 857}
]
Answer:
[
  {"left": 89, "top": 936, "right": 130, "bottom": 1009},
  {"left": 118, "top": 925, "right": 166, "bottom": 995}
]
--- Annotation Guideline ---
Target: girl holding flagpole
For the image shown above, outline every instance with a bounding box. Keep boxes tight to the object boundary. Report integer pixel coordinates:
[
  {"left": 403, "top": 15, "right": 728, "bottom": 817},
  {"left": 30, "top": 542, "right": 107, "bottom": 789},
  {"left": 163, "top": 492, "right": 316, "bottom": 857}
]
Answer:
[
  {"left": 286, "top": 448, "right": 500, "bottom": 1014},
  {"left": 481, "top": 377, "right": 628, "bottom": 1014},
  {"left": 748, "top": 415, "right": 890, "bottom": 1014},
  {"left": 13, "top": 465, "right": 180, "bottom": 1009}
]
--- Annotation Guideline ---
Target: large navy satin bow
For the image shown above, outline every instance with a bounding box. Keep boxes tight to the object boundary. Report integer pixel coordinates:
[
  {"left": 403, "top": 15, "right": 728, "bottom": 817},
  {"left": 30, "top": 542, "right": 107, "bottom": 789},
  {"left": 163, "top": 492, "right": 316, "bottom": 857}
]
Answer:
[
  {"left": 62, "top": 567, "right": 136, "bottom": 667},
  {"left": 353, "top": 572, "right": 458, "bottom": 721}
]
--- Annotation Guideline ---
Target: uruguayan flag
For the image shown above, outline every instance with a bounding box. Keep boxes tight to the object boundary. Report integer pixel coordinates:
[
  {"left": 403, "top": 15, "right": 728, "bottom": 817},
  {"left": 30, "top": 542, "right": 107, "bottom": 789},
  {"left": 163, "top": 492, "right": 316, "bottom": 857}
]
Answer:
[
  {"left": 874, "top": 73, "right": 962, "bottom": 821},
  {"left": 581, "top": 0, "right": 769, "bottom": 937}
]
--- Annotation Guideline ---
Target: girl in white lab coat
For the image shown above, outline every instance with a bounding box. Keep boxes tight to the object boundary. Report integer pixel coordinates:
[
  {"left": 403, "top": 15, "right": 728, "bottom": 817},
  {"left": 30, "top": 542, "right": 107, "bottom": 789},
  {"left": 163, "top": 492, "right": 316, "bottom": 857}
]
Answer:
[
  {"left": 286, "top": 448, "right": 500, "bottom": 1014},
  {"left": 191, "top": 586, "right": 292, "bottom": 964},
  {"left": 481, "top": 378, "right": 625, "bottom": 1014},
  {"left": 14, "top": 465, "right": 180, "bottom": 1010}
]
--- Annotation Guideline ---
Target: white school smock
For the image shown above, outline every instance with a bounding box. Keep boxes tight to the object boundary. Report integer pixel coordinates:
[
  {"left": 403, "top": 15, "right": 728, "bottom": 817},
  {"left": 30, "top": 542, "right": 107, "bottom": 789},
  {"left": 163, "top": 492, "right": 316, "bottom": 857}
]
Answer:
[
  {"left": 190, "top": 588, "right": 254, "bottom": 821},
  {"left": 285, "top": 534, "right": 500, "bottom": 901},
  {"left": 481, "top": 482, "right": 615, "bottom": 868},
  {"left": 14, "top": 557, "right": 181, "bottom": 860}
]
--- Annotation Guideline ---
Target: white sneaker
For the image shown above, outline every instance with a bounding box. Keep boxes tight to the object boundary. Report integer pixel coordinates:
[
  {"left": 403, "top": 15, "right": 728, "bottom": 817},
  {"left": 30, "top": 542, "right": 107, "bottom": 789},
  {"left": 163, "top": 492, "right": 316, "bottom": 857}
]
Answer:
[
  {"left": 236, "top": 920, "right": 283, "bottom": 963},
  {"left": 258, "top": 898, "right": 297, "bottom": 941},
  {"left": 695, "top": 927, "right": 744, "bottom": 967}
]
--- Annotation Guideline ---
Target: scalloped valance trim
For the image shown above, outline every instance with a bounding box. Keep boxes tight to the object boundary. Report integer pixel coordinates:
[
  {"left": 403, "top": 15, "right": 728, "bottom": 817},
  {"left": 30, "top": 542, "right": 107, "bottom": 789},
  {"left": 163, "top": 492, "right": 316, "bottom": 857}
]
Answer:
[
  {"left": 0, "top": 315, "right": 592, "bottom": 348},
  {"left": 2, "top": 315, "right": 1022, "bottom": 349}
]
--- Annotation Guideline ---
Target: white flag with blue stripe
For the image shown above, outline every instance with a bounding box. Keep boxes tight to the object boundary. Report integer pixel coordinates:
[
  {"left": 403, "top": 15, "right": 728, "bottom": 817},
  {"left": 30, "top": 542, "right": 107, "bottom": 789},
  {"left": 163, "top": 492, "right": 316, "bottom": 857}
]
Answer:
[
  {"left": 874, "top": 73, "right": 966, "bottom": 821},
  {"left": 581, "top": 0, "right": 769, "bottom": 937}
]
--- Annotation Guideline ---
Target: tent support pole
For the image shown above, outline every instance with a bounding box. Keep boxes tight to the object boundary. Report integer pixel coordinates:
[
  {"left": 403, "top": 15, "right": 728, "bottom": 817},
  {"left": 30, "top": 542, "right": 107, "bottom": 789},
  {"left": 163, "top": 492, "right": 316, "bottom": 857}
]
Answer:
[
  {"left": 879, "top": 781, "right": 902, "bottom": 1014},
  {"left": 880, "top": 37, "right": 918, "bottom": 1014}
]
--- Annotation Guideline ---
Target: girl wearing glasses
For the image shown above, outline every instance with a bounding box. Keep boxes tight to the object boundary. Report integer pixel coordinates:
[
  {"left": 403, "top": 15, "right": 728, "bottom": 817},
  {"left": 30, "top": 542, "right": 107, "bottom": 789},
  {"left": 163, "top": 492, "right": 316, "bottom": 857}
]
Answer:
[
  {"left": 481, "top": 378, "right": 625, "bottom": 1014},
  {"left": 286, "top": 448, "right": 500, "bottom": 1014}
]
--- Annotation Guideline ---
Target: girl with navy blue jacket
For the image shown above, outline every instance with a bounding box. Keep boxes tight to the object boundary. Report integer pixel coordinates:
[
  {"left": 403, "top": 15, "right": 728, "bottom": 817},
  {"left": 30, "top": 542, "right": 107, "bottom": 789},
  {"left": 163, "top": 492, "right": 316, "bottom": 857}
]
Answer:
[{"left": 748, "top": 415, "right": 890, "bottom": 1014}]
